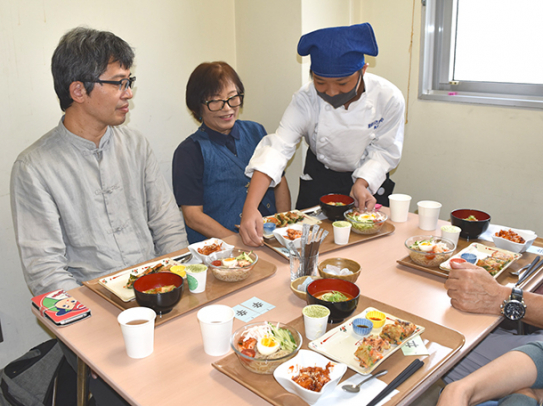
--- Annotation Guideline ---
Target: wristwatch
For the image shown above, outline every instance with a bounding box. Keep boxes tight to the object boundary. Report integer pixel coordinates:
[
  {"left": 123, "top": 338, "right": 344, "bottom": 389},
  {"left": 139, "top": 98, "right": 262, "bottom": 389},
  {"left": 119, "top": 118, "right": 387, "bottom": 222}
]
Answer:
[{"left": 501, "top": 287, "right": 526, "bottom": 321}]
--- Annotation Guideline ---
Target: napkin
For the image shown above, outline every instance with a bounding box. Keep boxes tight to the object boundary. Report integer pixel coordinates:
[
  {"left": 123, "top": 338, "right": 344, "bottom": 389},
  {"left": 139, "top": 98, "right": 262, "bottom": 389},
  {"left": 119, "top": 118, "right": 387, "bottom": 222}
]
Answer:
[{"left": 314, "top": 375, "right": 397, "bottom": 406}]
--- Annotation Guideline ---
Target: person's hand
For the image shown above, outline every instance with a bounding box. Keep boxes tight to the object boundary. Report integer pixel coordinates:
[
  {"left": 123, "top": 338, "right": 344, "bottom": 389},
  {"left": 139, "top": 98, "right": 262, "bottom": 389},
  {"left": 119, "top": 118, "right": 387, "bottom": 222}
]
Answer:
[
  {"left": 351, "top": 178, "right": 376, "bottom": 210},
  {"left": 445, "top": 260, "right": 510, "bottom": 314},
  {"left": 239, "top": 206, "right": 264, "bottom": 247}
]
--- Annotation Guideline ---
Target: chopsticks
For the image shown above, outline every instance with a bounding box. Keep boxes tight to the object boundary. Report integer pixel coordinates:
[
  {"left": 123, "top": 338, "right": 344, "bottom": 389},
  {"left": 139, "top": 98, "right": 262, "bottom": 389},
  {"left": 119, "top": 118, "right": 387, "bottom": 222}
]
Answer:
[
  {"left": 517, "top": 256, "right": 541, "bottom": 286},
  {"left": 366, "top": 359, "right": 424, "bottom": 406},
  {"left": 299, "top": 224, "right": 328, "bottom": 276}
]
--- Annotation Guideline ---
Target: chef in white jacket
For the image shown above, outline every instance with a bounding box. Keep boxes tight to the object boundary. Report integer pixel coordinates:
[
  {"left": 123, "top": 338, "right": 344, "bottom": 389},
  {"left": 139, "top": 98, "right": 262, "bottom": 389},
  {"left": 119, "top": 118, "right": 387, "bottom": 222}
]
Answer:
[{"left": 240, "top": 23, "right": 405, "bottom": 247}]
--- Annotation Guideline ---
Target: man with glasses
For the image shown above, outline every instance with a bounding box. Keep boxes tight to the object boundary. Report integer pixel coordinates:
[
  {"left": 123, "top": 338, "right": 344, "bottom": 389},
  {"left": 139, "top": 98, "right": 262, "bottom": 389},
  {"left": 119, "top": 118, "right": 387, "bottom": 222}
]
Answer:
[
  {"left": 12, "top": 25, "right": 187, "bottom": 295},
  {"left": 10, "top": 27, "right": 188, "bottom": 403}
]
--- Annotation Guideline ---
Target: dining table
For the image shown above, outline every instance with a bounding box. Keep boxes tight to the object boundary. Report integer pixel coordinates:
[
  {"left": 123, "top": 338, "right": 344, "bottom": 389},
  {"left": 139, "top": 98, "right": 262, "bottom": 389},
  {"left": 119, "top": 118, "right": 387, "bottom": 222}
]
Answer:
[{"left": 32, "top": 207, "right": 543, "bottom": 406}]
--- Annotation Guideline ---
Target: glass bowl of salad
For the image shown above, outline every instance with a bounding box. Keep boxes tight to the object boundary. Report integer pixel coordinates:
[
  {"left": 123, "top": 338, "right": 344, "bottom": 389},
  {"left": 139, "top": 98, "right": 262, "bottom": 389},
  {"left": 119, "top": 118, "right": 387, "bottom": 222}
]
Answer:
[
  {"left": 231, "top": 321, "right": 302, "bottom": 374},
  {"left": 206, "top": 248, "right": 258, "bottom": 282},
  {"left": 405, "top": 235, "right": 456, "bottom": 267},
  {"left": 343, "top": 208, "right": 388, "bottom": 235}
]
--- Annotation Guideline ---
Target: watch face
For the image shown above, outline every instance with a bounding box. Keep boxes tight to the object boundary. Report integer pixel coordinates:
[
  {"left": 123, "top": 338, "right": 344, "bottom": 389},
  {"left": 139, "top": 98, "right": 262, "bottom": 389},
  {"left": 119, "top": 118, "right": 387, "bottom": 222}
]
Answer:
[{"left": 504, "top": 301, "right": 526, "bottom": 321}]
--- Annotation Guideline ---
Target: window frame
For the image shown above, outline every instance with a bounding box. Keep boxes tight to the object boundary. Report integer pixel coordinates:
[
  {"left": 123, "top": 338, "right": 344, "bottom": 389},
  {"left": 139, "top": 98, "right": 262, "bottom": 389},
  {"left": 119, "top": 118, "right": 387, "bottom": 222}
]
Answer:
[{"left": 419, "top": 0, "right": 543, "bottom": 109}]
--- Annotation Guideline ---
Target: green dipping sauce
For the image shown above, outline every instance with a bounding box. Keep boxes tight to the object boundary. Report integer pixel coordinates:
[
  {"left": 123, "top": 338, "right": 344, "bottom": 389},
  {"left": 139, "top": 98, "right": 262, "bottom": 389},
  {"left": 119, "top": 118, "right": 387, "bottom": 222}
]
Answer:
[
  {"left": 333, "top": 221, "right": 351, "bottom": 228},
  {"left": 185, "top": 264, "right": 207, "bottom": 273},
  {"left": 303, "top": 305, "right": 330, "bottom": 318}
]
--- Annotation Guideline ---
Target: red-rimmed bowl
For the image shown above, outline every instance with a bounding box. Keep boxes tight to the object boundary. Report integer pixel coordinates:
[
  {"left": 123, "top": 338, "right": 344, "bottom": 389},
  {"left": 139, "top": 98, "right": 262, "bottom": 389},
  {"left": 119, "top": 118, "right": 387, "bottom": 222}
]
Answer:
[
  {"left": 319, "top": 194, "right": 355, "bottom": 221},
  {"left": 450, "top": 209, "right": 491, "bottom": 240},
  {"left": 133, "top": 272, "right": 183, "bottom": 315},
  {"left": 306, "top": 278, "right": 360, "bottom": 323}
]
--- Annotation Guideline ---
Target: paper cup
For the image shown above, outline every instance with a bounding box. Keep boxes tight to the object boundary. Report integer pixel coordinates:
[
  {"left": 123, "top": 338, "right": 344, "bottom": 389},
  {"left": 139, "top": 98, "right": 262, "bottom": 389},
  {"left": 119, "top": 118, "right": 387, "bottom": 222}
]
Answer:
[
  {"left": 332, "top": 221, "right": 352, "bottom": 245},
  {"left": 118, "top": 307, "right": 156, "bottom": 359},
  {"left": 441, "top": 225, "right": 461, "bottom": 246},
  {"left": 417, "top": 200, "right": 442, "bottom": 231},
  {"left": 185, "top": 264, "right": 208, "bottom": 293},
  {"left": 197, "top": 305, "right": 234, "bottom": 356},
  {"left": 303, "top": 305, "right": 330, "bottom": 340},
  {"left": 389, "top": 194, "right": 412, "bottom": 222}
]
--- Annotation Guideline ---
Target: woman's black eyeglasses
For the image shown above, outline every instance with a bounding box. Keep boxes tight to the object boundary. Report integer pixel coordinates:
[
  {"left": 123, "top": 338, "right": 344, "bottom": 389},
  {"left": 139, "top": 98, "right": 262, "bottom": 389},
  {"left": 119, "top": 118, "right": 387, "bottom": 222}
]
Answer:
[{"left": 202, "top": 94, "right": 244, "bottom": 111}]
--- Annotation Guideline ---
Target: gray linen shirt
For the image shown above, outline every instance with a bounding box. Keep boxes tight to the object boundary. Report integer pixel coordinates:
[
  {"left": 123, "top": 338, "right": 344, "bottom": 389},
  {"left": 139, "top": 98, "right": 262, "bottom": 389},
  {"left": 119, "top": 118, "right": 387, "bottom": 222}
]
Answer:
[{"left": 11, "top": 119, "right": 188, "bottom": 295}]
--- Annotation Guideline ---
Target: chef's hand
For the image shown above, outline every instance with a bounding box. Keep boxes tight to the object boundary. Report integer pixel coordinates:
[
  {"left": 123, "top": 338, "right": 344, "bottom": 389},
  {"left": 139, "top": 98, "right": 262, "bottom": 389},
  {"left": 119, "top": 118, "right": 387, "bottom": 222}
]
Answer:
[
  {"left": 239, "top": 206, "right": 264, "bottom": 247},
  {"left": 445, "top": 260, "right": 510, "bottom": 315},
  {"left": 351, "top": 178, "right": 376, "bottom": 210}
]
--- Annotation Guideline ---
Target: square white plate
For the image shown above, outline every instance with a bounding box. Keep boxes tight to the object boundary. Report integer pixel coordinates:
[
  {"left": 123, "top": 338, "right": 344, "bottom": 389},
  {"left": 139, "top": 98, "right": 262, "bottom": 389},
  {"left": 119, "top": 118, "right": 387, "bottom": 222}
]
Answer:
[
  {"left": 439, "top": 243, "right": 521, "bottom": 277},
  {"left": 308, "top": 307, "right": 424, "bottom": 375},
  {"left": 263, "top": 210, "right": 321, "bottom": 239},
  {"left": 98, "top": 258, "right": 172, "bottom": 302}
]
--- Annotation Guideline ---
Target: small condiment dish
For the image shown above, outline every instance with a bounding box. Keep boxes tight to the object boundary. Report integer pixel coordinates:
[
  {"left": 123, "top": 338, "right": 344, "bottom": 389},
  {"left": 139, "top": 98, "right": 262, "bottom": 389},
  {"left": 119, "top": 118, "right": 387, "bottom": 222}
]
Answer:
[{"left": 352, "top": 318, "right": 373, "bottom": 337}]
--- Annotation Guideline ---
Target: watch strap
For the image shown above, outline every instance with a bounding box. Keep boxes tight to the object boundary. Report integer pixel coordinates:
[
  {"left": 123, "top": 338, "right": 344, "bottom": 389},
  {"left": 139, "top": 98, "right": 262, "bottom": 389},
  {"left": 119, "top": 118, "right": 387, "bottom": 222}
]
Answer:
[{"left": 511, "top": 287, "right": 524, "bottom": 302}]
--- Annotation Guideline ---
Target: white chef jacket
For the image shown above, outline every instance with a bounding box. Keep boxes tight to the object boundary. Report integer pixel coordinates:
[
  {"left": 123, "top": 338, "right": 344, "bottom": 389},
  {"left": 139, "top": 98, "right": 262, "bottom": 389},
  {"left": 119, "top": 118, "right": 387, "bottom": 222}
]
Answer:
[{"left": 245, "top": 73, "right": 405, "bottom": 194}]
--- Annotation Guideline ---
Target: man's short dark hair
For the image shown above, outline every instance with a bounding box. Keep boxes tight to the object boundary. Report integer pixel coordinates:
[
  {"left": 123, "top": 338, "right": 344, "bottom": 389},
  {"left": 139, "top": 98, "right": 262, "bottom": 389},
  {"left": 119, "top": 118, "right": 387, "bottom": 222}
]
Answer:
[
  {"left": 51, "top": 27, "right": 135, "bottom": 111},
  {"left": 185, "top": 61, "right": 245, "bottom": 122}
]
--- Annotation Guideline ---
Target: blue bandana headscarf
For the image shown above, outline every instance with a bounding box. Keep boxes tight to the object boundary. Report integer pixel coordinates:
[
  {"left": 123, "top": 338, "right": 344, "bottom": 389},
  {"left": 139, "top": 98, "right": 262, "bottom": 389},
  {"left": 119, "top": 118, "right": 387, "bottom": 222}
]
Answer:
[{"left": 297, "top": 23, "right": 379, "bottom": 78}]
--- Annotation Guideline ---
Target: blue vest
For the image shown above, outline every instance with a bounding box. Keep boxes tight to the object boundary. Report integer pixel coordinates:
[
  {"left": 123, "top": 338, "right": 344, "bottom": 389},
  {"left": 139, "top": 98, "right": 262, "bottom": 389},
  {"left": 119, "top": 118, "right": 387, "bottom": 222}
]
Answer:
[{"left": 186, "top": 120, "right": 277, "bottom": 243}]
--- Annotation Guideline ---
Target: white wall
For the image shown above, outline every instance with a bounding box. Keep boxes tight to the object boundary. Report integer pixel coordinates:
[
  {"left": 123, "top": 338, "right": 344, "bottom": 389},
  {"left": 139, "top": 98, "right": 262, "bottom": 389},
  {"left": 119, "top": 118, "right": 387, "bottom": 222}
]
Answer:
[
  {"left": 0, "top": 0, "right": 239, "bottom": 368},
  {"left": 359, "top": 0, "right": 543, "bottom": 233},
  {"left": 235, "top": 0, "right": 304, "bottom": 202}
]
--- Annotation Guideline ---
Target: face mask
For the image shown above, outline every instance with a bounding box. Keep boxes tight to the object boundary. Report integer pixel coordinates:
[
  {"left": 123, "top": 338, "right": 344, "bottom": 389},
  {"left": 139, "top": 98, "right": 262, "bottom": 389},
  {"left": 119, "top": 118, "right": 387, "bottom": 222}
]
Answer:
[{"left": 316, "top": 72, "right": 362, "bottom": 109}]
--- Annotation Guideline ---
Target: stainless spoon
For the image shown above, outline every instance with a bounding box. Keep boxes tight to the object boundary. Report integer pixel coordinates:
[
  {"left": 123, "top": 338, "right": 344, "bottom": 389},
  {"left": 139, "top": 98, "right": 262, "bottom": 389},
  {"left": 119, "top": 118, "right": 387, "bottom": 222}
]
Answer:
[
  {"left": 173, "top": 253, "right": 193, "bottom": 264},
  {"left": 510, "top": 264, "right": 529, "bottom": 276},
  {"left": 510, "top": 256, "right": 540, "bottom": 276},
  {"left": 342, "top": 370, "right": 388, "bottom": 393}
]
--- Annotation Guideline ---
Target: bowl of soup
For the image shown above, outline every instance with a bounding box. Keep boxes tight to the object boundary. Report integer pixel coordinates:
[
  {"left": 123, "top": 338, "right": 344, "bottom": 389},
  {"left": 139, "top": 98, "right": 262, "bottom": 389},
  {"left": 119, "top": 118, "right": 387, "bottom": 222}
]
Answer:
[
  {"left": 133, "top": 272, "right": 183, "bottom": 315},
  {"left": 450, "top": 209, "right": 491, "bottom": 240},
  {"left": 319, "top": 194, "right": 355, "bottom": 221},
  {"left": 306, "top": 279, "right": 360, "bottom": 323}
]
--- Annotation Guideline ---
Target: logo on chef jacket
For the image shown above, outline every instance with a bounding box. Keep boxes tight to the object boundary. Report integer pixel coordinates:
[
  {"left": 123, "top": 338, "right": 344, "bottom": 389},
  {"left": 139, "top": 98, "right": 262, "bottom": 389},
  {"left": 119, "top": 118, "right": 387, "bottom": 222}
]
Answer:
[{"left": 368, "top": 117, "right": 384, "bottom": 130}]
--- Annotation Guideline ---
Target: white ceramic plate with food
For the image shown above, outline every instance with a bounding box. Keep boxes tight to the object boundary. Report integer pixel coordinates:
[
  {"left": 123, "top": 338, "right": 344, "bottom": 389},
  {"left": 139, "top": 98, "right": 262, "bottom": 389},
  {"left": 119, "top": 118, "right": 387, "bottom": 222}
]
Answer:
[
  {"left": 491, "top": 229, "right": 537, "bottom": 253},
  {"left": 439, "top": 243, "right": 521, "bottom": 277},
  {"left": 188, "top": 238, "right": 234, "bottom": 262},
  {"left": 273, "top": 224, "right": 304, "bottom": 249},
  {"left": 263, "top": 210, "right": 321, "bottom": 239},
  {"left": 273, "top": 350, "right": 347, "bottom": 405},
  {"left": 308, "top": 307, "right": 424, "bottom": 375},
  {"left": 98, "top": 259, "right": 172, "bottom": 302}
]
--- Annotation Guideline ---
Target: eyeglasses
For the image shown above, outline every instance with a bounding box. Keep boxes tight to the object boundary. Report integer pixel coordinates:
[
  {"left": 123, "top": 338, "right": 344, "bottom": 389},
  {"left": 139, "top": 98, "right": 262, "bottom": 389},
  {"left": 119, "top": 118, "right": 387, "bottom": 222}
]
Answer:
[
  {"left": 86, "top": 76, "right": 136, "bottom": 92},
  {"left": 202, "top": 94, "right": 244, "bottom": 111}
]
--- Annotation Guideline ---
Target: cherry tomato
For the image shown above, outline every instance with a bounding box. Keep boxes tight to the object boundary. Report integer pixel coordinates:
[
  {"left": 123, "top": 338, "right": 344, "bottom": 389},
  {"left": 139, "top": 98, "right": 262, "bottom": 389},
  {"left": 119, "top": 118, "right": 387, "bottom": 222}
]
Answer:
[{"left": 211, "top": 260, "right": 222, "bottom": 266}]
